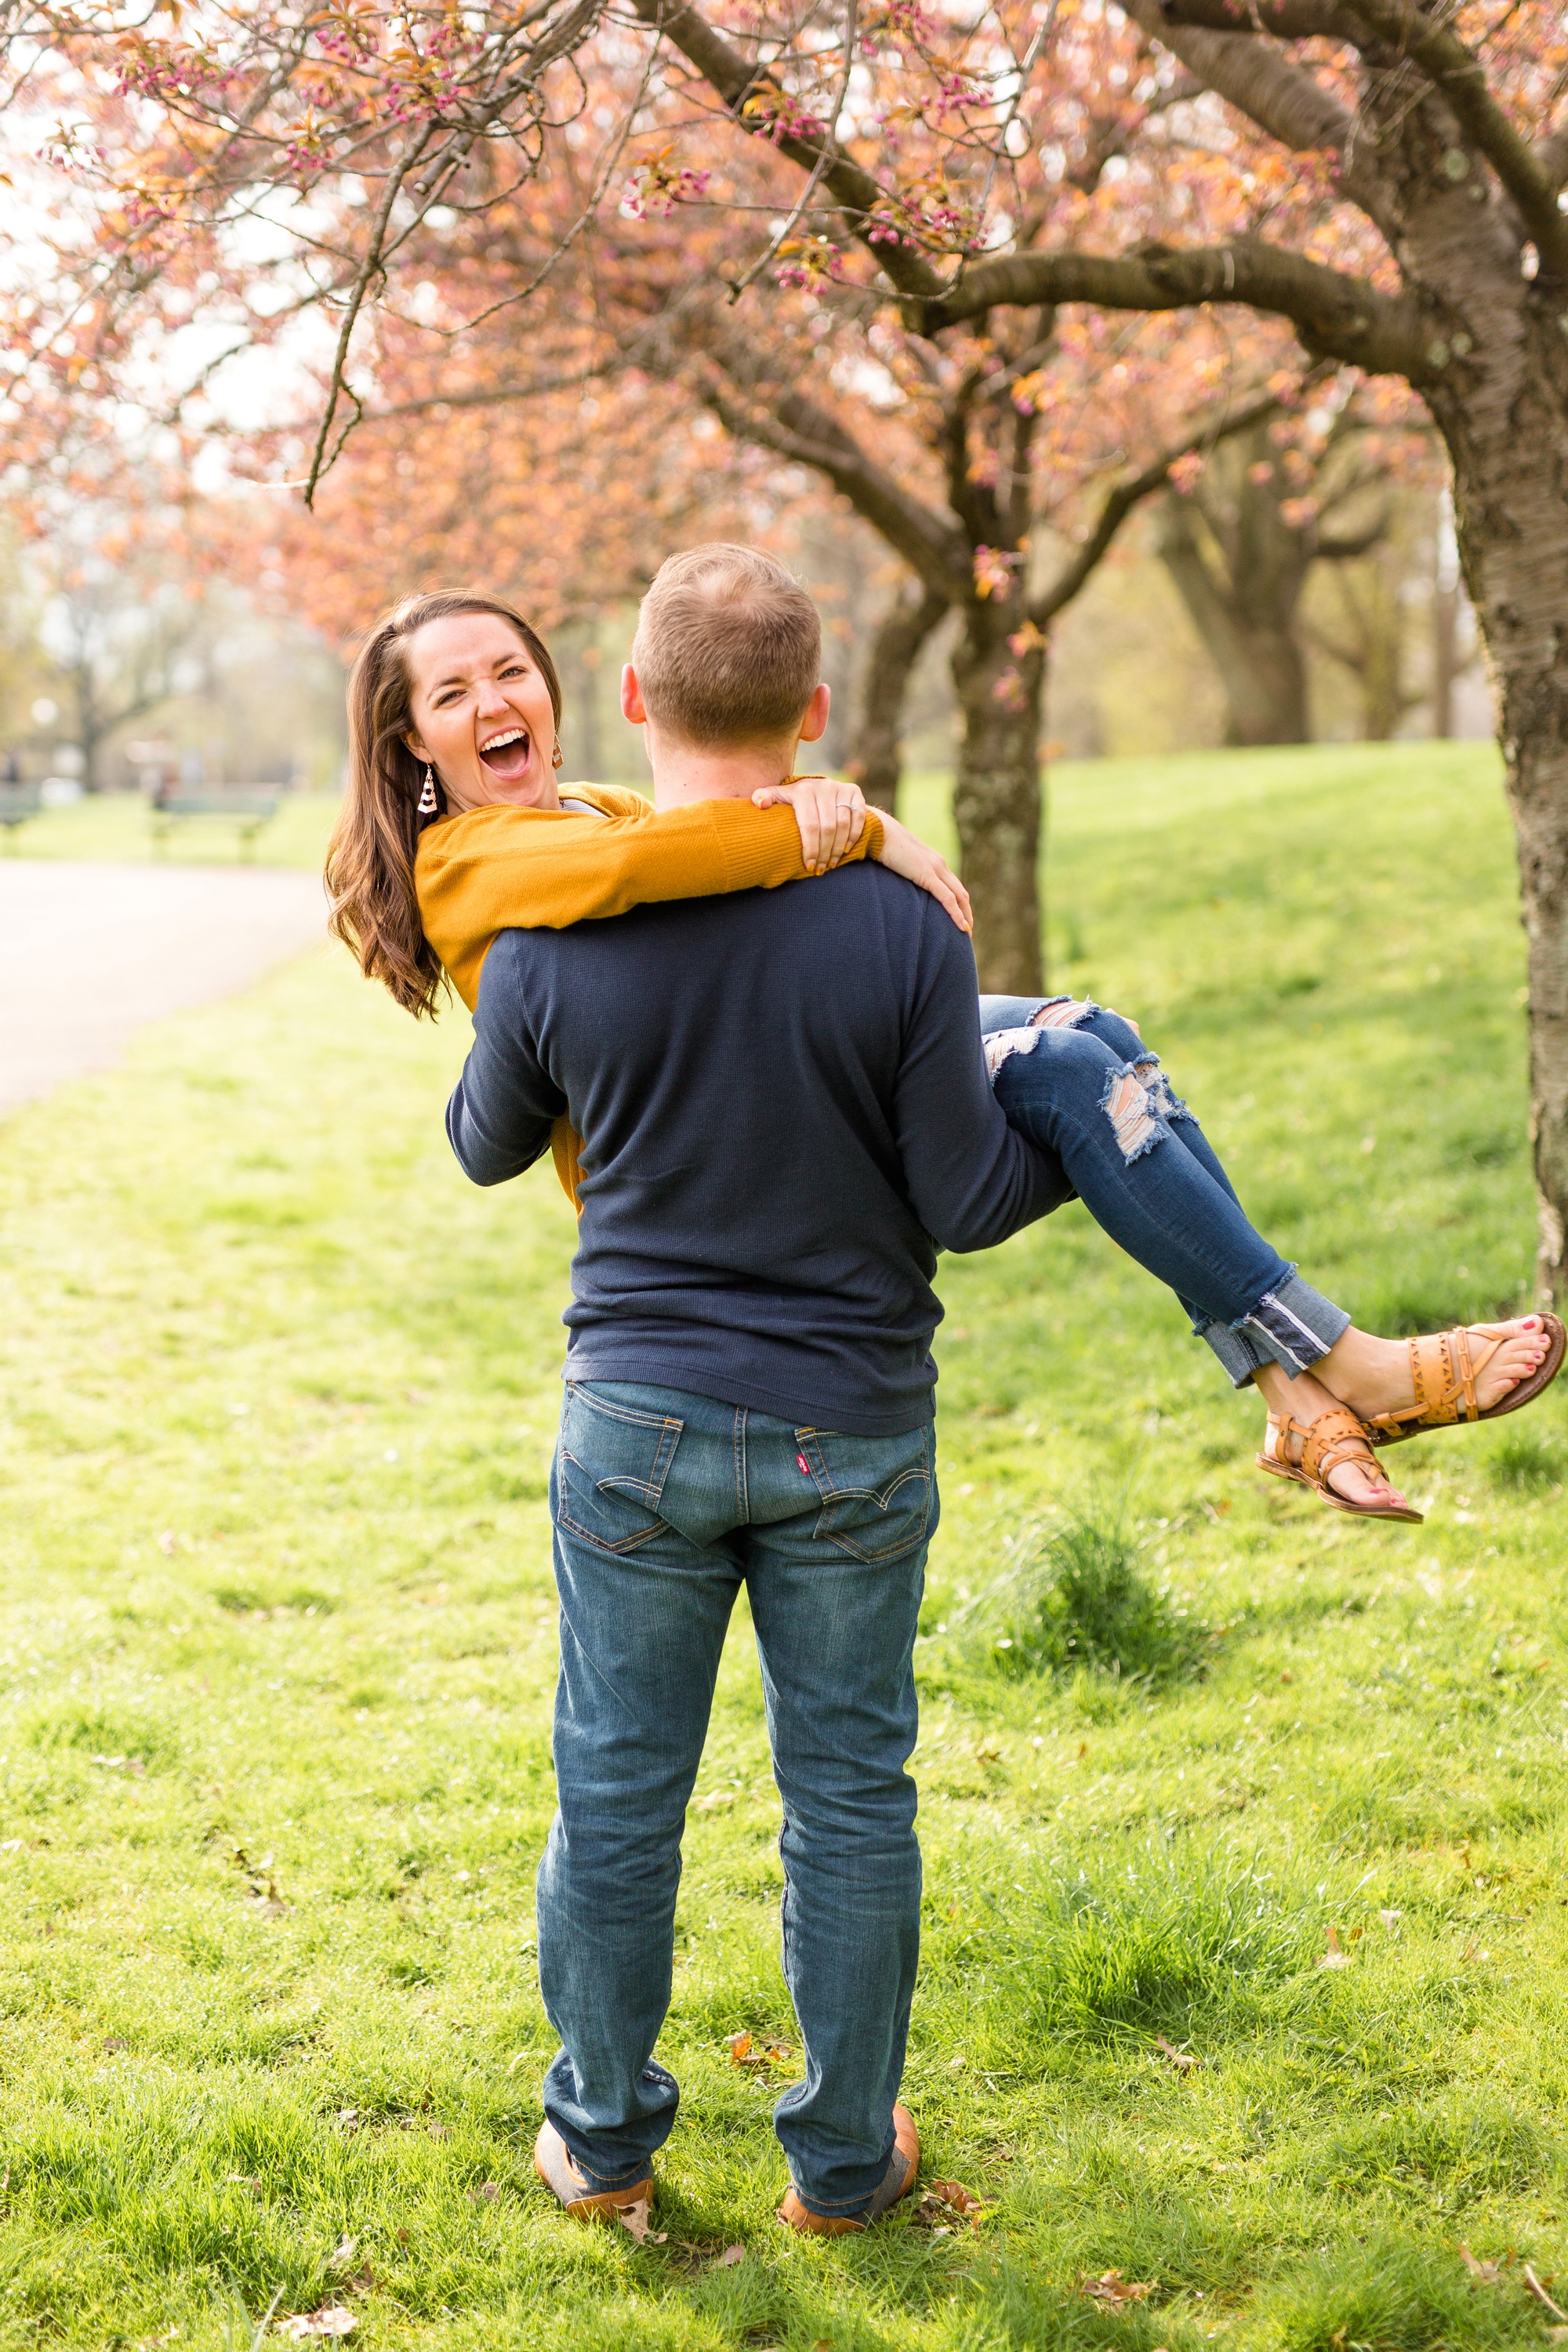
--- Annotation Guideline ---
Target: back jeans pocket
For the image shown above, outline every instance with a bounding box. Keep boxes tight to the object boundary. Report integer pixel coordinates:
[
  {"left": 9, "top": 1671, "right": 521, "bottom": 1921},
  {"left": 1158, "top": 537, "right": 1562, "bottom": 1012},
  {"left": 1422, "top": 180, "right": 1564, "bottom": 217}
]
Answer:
[
  {"left": 555, "top": 1383, "right": 685, "bottom": 1556},
  {"left": 794, "top": 1425, "right": 934, "bottom": 1563}
]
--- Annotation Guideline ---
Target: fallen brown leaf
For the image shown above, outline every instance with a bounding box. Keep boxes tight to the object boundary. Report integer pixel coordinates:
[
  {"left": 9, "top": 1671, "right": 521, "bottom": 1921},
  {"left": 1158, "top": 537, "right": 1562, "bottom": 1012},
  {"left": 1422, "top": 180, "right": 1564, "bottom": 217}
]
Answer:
[
  {"left": 1154, "top": 2037, "right": 1200, "bottom": 2071},
  {"left": 726, "top": 2030, "right": 790, "bottom": 2068},
  {"left": 1524, "top": 2267, "right": 1568, "bottom": 2321},
  {"left": 929, "top": 2180, "right": 984, "bottom": 2216},
  {"left": 275, "top": 2308, "right": 357, "bottom": 2340},
  {"left": 225, "top": 2175, "right": 261, "bottom": 2193},
  {"left": 692, "top": 1791, "right": 735, "bottom": 1811},
  {"left": 1459, "top": 2244, "right": 1508, "bottom": 2284},
  {"left": 615, "top": 2203, "right": 666, "bottom": 2245},
  {"left": 716, "top": 2244, "right": 746, "bottom": 2267},
  {"left": 325, "top": 2235, "right": 357, "bottom": 2272},
  {"left": 1318, "top": 1926, "right": 1352, "bottom": 1969},
  {"left": 1081, "top": 2270, "right": 1158, "bottom": 2308},
  {"left": 1379, "top": 1909, "right": 1403, "bottom": 1929}
]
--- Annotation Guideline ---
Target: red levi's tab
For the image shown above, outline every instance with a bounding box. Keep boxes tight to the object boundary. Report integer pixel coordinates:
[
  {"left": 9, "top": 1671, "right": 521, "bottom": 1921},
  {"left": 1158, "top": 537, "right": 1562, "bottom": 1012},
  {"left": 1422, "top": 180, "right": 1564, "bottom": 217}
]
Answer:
[{"left": 797, "top": 1454, "right": 811, "bottom": 1475}]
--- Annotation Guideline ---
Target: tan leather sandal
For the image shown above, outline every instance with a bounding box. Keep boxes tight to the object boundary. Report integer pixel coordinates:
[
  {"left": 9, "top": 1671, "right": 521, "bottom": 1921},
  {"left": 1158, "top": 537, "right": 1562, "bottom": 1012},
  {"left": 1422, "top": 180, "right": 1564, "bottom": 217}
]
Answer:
[
  {"left": 1361, "top": 1314, "right": 1566, "bottom": 1447},
  {"left": 534, "top": 2122, "right": 654, "bottom": 2225},
  {"left": 1258, "top": 1403, "right": 1424, "bottom": 1523},
  {"left": 778, "top": 2105, "right": 920, "bottom": 2236}
]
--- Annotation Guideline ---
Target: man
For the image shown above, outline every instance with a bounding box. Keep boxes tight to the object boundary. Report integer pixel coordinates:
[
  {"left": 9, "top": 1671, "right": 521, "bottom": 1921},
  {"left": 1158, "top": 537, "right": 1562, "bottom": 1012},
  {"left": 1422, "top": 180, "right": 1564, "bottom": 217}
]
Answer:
[{"left": 445, "top": 544, "right": 1067, "bottom": 2234}]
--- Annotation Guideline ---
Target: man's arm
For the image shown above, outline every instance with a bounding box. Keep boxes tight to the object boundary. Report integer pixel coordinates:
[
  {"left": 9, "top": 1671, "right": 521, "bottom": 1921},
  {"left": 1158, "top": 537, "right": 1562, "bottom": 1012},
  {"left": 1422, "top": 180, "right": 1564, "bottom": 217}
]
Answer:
[
  {"left": 445, "top": 933, "right": 566, "bottom": 1187},
  {"left": 893, "top": 907, "right": 1073, "bottom": 1250}
]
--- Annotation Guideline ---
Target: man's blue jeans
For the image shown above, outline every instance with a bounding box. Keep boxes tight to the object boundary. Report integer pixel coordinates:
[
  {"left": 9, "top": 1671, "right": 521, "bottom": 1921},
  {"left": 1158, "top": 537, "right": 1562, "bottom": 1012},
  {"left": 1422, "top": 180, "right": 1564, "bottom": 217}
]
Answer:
[
  {"left": 980, "top": 995, "right": 1350, "bottom": 1385},
  {"left": 538, "top": 1378, "right": 934, "bottom": 2220}
]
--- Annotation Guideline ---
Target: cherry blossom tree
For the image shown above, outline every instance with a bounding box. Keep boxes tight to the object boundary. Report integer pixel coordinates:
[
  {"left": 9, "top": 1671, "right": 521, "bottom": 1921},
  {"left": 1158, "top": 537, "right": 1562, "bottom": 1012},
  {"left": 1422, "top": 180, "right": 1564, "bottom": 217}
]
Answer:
[
  {"left": 606, "top": 0, "right": 1568, "bottom": 1288},
  {"left": 11, "top": 0, "right": 1568, "bottom": 1279}
]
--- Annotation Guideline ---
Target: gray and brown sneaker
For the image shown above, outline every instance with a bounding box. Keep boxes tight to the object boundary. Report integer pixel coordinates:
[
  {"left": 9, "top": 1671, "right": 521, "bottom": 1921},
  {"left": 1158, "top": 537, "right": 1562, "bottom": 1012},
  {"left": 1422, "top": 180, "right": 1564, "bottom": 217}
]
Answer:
[
  {"left": 534, "top": 2121, "right": 654, "bottom": 2226},
  {"left": 777, "top": 2105, "right": 920, "bottom": 2237}
]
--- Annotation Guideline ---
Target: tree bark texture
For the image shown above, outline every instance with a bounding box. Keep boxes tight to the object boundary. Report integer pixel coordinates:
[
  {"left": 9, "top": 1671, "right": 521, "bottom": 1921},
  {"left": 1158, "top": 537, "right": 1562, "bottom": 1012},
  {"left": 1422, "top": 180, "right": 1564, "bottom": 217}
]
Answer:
[
  {"left": 1429, "top": 307, "right": 1568, "bottom": 1300},
  {"left": 846, "top": 576, "right": 949, "bottom": 814},
  {"left": 949, "top": 598, "right": 1047, "bottom": 993}
]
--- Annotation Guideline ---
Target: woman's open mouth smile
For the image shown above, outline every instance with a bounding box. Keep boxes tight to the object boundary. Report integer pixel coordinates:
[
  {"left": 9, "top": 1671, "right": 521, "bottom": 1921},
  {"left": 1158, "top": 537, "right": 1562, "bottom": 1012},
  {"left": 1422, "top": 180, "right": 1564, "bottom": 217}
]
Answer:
[{"left": 479, "top": 725, "right": 532, "bottom": 780}]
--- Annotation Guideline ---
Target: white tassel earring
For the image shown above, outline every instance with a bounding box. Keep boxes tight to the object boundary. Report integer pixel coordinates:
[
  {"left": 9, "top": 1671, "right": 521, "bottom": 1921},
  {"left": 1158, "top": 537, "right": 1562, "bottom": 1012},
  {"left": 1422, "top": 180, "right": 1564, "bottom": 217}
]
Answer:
[{"left": 417, "top": 764, "right": 438, "bottom": 815}]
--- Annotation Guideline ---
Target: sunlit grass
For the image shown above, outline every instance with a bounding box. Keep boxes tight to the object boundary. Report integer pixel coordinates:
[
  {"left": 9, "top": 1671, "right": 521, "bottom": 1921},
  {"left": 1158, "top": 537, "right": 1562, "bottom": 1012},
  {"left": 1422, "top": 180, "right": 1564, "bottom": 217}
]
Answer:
[
  {"left": 5, "top": 789, "right": 341, "bottom": 868},
  {"left": 3, "top": 740, "right": 1566, "bottom": 2349}
]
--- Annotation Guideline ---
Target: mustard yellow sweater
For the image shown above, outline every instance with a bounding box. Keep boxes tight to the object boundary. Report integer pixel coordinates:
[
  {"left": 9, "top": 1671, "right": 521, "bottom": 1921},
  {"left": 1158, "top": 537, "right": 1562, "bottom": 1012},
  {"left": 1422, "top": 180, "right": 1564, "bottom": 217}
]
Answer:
[{"left": 415, "top": 785, "right": 885, "bottom": 1207}]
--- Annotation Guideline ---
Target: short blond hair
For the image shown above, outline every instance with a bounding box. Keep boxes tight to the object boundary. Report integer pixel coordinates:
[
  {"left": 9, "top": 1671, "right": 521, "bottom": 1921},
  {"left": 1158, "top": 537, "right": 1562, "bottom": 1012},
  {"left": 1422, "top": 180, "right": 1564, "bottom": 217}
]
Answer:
[{"left": 632, "top": 544, "right": 821, "bottom": 747}]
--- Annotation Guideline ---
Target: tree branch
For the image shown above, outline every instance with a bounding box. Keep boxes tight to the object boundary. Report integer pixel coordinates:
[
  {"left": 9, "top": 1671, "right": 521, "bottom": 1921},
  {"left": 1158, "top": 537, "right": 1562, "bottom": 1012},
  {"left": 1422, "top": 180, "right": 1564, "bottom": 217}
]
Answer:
[
  {"left": 628, "top": 0, "right": 948, "bottom": 301},
  {"left": 698, "top": 366, "right": 969, "bottom": 593},
  {"left": 1124, "top": 0, "right": 1354, "bottom": 152},
  {"left": 1031, "top": 382, "right": 1283, "bottom": 624},
  {"left": 1157, "top": 0, "right": 1366, "bottom": 35},
  {"left": 906, "top": 237, "right": 1436, "bottom": 380},
  {"left": 1336, "top": 0, "right": 1568, "bottom": 270}
]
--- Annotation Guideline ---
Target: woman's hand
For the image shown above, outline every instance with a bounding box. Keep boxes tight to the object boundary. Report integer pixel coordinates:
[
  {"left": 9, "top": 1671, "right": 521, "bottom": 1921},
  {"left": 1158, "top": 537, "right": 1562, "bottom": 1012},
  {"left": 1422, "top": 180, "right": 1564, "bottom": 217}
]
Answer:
[
  {"left": 753, "top": 775, "right": 866, "bottom": 874},
  {"left": 874, "top": 813, "right": 973, "bottom": 933}
]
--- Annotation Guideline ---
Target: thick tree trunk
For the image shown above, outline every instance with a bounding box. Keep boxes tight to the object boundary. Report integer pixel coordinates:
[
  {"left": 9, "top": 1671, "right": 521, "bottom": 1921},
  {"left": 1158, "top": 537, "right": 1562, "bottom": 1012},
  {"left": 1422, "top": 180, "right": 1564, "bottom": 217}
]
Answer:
[
  {"left": 950, "top": 598, "right": 1046, "bottom": 993},
  {"left": 846, "top": 575, "right": 949, "bottom": 814},
  {"left": 1428, "top": 293, "right": 1568, "bottom": 1299},
  {"left": 1158, "top": 492, "right": 1311, "bottom": 745}
]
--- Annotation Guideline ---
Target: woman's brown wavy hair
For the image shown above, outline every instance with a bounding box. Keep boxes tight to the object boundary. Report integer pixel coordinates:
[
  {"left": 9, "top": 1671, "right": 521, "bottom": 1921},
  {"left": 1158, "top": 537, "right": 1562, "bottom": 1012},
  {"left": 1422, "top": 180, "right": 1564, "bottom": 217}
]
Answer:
[{"left": 325, "top": 591, "right": 563, "bottom": 1018}]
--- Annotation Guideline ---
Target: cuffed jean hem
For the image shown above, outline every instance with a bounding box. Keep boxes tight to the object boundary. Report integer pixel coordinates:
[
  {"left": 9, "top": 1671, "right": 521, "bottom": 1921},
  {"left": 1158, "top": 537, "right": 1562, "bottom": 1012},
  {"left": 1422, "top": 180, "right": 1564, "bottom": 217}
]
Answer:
[{"left": 1200, "top": 1273, "right": 1352, "bottom": 1388}]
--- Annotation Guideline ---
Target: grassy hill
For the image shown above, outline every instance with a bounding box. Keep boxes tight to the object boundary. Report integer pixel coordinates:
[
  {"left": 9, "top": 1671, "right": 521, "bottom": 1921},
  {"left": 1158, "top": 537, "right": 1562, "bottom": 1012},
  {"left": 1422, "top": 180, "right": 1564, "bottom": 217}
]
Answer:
[{"left": 2, "top": 742, "right": 1565, "bottom": 2352}]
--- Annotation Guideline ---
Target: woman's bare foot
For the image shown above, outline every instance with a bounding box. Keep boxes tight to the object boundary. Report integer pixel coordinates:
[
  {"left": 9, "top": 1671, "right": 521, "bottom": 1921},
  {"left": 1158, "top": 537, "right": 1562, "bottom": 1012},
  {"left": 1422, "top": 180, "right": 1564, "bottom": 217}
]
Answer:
[
  {"left": 1315, "top": 1317, "right": 1551, "bottom": 1425},
  {"left": 1254, "top": 1364, "right": 1415, "bottom": 1511}
]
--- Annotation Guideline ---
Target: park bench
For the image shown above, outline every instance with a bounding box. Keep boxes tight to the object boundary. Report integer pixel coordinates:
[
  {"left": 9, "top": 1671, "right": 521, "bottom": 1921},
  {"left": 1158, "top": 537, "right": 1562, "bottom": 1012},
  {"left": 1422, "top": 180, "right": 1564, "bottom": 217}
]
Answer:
[
  {"left": 0, "top": 784, "right": 42, "bottom": 848},
  {"left": 149, "top": 791, "right": 279, "bottom": 860}
]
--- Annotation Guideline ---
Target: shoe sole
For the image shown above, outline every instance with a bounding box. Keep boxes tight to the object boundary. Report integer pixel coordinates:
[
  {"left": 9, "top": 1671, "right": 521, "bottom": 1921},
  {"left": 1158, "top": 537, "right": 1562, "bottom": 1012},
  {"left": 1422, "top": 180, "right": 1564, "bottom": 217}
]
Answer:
[
  {"left": 534, "top": 2122, "right": 652, "bottom": 2225},
  {"left": 778, "top": 2104, "right": 920, "bottom": 2235}
]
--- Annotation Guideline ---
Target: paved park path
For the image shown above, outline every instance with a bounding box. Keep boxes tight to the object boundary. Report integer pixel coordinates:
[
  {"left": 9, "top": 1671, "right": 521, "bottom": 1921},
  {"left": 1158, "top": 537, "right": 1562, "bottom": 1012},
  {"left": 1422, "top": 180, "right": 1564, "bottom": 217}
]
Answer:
[{"left": 0, "top": 861, "right": 327, "bottom": 1115}]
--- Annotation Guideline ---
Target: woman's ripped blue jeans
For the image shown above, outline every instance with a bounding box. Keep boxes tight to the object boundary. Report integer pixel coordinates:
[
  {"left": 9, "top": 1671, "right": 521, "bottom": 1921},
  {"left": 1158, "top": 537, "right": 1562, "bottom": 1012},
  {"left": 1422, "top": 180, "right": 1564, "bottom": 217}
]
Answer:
[{"left": 978, "top": 995, "right": 1348, "bottom": 1385}]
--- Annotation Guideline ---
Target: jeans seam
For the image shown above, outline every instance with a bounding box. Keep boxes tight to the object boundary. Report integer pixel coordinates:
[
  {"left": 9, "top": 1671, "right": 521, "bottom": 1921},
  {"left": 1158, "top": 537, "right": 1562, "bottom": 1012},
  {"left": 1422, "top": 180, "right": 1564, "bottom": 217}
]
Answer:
[
  {"left": 566, "top": 1384, "right": 684, "bottom": 1437},
  {"left": 554, "top": 1506, "right": 671, "bottom": 1557}
]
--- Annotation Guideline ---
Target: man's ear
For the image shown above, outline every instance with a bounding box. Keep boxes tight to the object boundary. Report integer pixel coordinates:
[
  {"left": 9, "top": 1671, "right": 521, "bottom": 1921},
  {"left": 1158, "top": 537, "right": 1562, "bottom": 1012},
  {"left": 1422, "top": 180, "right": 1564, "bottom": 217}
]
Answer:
[
  {"left": 796, "top": 681, "right": 831, "bottom": 746},
  {"left": 621, "top": 664, "right": 648, "bottom": 725}
]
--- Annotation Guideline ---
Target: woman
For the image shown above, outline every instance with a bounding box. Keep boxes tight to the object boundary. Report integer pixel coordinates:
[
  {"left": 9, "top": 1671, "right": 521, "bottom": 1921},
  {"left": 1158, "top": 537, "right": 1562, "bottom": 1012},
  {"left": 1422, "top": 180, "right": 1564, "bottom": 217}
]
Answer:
[{"left": 326, "top": 590, "right": 1563, "bottom": 1524}]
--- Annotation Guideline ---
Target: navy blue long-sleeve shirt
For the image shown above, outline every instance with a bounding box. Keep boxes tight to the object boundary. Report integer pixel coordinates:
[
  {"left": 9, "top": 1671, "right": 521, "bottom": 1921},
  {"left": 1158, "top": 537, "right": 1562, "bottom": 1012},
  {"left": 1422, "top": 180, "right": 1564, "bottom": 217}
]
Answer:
[{"left": 446, "top": 862, "right": 1069, "bottom": 1434}]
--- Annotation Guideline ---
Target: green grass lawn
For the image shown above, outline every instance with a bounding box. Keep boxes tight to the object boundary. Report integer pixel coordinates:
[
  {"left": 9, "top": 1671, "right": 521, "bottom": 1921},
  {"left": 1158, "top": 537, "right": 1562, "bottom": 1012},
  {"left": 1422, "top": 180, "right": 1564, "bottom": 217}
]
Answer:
[
  {"left": 4, "top": 741, "right": 1567, "bottom": 2352},
  {"left": 4, "top": 791, "right": 341, "bottom": 869}
]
